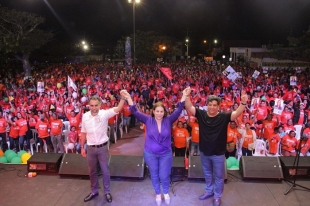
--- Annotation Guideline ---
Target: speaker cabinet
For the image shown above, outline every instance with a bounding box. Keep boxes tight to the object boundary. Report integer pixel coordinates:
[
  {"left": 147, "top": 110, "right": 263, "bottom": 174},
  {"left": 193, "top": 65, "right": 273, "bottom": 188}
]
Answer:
[
  {"left": 27, "top": 153, "right": 63, "bottom": 175},
  {"left": 109, "top": 155, "right": 145, "bottom": 180},
  {"left": 171, "top": 156, "right": 186, "bottom": 182},
  {"left": 280, "top": 156, "right": 310, "bottom": 178},
  {"left": 188, "top": 156, "right": 227, "bottom": 181},
  {"left": 240, "top": 156, "right": 283, "bottom": 180},
  {"left": 59, "top": 153, "right": 89, "bottom": 178}
]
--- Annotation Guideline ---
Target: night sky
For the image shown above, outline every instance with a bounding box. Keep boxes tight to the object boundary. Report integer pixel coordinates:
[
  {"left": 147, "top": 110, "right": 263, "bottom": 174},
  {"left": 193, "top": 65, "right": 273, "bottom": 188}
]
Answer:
[{"left": 2, "top": 0, "right": 310, "bottom": 50}]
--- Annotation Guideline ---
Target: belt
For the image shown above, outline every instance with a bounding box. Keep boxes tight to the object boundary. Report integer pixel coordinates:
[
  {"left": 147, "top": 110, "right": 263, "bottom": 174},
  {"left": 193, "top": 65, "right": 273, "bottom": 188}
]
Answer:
[{"left": 88, "top": 141, "right": 108, "bottom": 148}]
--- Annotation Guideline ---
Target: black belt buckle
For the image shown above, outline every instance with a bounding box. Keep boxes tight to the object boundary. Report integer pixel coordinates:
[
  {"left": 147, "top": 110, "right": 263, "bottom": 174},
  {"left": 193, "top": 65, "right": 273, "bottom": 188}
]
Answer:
[{"left": 90, "top": 141, "right": 107, "bottom": 148}]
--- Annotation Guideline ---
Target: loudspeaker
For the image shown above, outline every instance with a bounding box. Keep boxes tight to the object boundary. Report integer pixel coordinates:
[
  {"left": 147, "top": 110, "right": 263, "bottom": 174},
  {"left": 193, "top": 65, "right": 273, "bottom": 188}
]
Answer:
[
  {"left": 240, "top": 156, "right": 283, "bottom": 180},
  {"left": 188, "top": 156, "right": 227, "bottom": 181},
  {"left": 171, "top": 157, "right": 186, "bottom": 182},
  {"left": 109, "top": 155, "right": 145, "bottom": 180},
  {"left": 59, "top": 153, "right": 89, "bottom": 178},
  {"left": 280, "top": 156, "right": 310, "bottom": 178},
  {"left": 27, "top": 153, "right": 63, "bottom": 174}
]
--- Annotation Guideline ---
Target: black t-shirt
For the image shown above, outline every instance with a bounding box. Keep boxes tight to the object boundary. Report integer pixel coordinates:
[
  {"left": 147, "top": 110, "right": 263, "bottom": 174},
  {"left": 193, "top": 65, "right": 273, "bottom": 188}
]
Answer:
[{"left": 195, "top": 109, "right": 231, "bottom": 156}]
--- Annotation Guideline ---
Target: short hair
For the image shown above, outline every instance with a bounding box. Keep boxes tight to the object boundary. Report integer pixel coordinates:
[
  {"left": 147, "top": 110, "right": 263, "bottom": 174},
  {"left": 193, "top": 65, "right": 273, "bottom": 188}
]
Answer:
[
  {"left": 207, "top": 95, "right": 221, "bottom": 105},
  {"left": 89, "top": 96, "right": 102, "bottom": 104}
]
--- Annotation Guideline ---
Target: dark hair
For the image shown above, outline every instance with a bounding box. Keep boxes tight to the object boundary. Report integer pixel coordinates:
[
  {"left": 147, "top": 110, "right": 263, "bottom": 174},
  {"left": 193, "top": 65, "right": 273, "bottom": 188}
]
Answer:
[
  {"left": 151, "top": 102, "right": 168, "bottom": 118},
  {"left": 207, "top": 95, "right": 221, "bottom": 105}
]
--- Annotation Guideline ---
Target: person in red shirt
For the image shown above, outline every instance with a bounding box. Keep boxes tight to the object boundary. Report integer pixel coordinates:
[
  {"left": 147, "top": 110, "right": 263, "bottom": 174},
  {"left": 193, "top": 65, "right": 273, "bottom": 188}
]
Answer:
[
  {"left": 256, "top": 100, "right": 268, "bottom": 121},
  {"left": 296, "top": 134, "right": 310, "bottom": 156},
  {"left": 8, "top": 116, "right": 20, "bottom": 151},
  {"left": 188, "top": 117, "right": 200, "bottom": 156},
  {"left": 226, "top": 121, "right": 241, "bottom": 158},
  {"left": 173, "top": 121, "right": 189, "bottom": 157},
  {"left": 283, "top": 119, "right": 295, "bottom": 132},
  {"left": 16, "top": 112, "right": 28, "bottom": 151},
  {"left": 122, "top": 101, "right": 131, "bottom": 133},
  {"left": 50, "top": 113, "right": 64, "bottom": 153},
  {"left": 67, "top": 110, "right": 82, "bottom": 130},
  {"left": 36, "top": 114, "right": 53, "bottom": 153},
  {"left": 268, "top": 127, "right": 281, "bottom": 155},
  {"left": 281, "top": 130, "right": 297, "bottom": 156},
  {"left": 262, "top": 114, "right": 278, "bottom": 140},
  {"left": 240, "top": 123, "right": 257, "bottom": 156},
  {"left": 68, "top": 126, "right": 78, "bottom": 153},
  {"left": 0, "top": 111, "right": 8, "bottom": 151}
]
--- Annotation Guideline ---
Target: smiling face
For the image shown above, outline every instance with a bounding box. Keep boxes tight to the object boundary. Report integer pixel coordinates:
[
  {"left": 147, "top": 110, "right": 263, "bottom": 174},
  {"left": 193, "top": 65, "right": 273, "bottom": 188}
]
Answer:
[
  {"left": 153, "top": 106, "right": 165, "bottom": 121},
  {"left": 207, "top": 100, "right": 219, "bottom": 116}
]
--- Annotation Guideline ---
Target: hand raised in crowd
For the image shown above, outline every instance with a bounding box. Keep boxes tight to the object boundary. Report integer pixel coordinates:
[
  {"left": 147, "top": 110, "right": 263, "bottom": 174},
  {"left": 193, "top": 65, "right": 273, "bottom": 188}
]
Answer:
[
  {"left": 183, "top": 87, "right": 191, "bottom": 97},
  {"left": 120, "top": 90, "right": 130, "bottom": 99},
  {"left": 240, "top": 90, "right": 248, "bottom": 103}
]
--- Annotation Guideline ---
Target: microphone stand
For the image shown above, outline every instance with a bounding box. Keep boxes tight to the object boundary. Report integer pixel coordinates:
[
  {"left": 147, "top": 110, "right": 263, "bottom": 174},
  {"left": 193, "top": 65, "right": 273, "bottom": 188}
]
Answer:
[{"left": 284, "top": 133, "right": 310, "bottom": 195}]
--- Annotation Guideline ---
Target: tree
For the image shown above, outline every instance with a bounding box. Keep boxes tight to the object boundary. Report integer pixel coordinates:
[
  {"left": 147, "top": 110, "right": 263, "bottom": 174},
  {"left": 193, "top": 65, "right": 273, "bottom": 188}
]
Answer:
[
  {"left": 114, "top": 31, "right": 182, "bottom": 62},
  {"left": 0, "top": 5, "right": 53, "bottom": 76}
]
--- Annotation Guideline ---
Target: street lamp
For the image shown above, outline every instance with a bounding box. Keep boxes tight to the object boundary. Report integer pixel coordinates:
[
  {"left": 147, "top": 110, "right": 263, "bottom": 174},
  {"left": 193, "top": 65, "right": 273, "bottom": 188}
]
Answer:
[
  {"left": 185, "top": 38, "right": 189, "bottom": 57},
  {"left": 81, "top": 41, "right": 88, "bottom": 60},
  {"left": 128, "top": 0, "right": 141, "bottom": 65}
]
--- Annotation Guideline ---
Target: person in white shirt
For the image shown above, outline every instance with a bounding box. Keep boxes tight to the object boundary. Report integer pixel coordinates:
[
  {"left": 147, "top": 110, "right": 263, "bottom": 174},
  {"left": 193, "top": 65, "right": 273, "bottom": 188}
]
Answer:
[{"left": 80, "top": 92, "right": 126, "bottom": 204}]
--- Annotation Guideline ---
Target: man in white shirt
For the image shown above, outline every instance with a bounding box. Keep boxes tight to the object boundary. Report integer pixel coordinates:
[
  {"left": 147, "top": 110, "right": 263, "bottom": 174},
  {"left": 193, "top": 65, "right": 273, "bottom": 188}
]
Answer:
[{"left": 80, "top": 92, "right": 126, "bottom": 203}]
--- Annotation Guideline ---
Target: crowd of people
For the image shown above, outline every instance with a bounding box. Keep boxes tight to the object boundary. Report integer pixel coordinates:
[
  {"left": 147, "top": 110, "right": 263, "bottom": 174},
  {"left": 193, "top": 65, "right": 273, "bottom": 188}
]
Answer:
[{"left": 0, "top": 61, "right": 310, "bottom": 205}]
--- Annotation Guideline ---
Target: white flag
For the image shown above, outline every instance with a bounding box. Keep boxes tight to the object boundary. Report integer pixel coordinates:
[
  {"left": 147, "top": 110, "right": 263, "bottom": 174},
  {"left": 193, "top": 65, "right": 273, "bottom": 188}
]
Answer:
[{"left": 68, "top": 76, "right": 77, "bottom": 91}]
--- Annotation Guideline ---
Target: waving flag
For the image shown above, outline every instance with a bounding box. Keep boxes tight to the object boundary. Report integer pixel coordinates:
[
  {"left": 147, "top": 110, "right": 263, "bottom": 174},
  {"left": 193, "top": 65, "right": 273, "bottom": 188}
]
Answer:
[
  {"left": 68, "top": 76, "right": 77, "bottom": 91},
  {"left": 160, "top": 67, "right": 172, "bottom": 80}
]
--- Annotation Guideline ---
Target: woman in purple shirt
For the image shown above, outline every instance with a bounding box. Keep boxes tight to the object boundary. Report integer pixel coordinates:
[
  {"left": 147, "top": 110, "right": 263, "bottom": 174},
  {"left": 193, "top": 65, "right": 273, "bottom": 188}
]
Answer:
[{"left": 122, "top": 90, "right": 187, "bottom": 206}]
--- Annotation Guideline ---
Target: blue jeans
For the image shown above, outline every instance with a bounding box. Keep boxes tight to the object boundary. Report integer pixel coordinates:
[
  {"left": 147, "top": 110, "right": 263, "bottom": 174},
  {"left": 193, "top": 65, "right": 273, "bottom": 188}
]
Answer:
[
  {"left": 144, "top": 150, "right": 172, "bottom": 194},
  {"left": 200, "top": 153, "right": 225, "bottom": 199},
  {"left": 190, "top": 141, "right": 200, "bottom": 156},
  {"left": 123, "top": 116, "right": 131, "bottom": 126},
  {"left": 19, "top": 135, "right": 25, "bottom": 151},
  {"left": 87, "top": 144, "right": 110, "bottom": 194}
]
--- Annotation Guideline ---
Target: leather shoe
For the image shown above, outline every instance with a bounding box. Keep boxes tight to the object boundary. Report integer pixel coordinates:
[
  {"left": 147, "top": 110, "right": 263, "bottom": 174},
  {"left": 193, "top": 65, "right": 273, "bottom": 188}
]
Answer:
[
  {"left": 105, "top": 193, "right": 113, "bottom": 203},
  {"left": 199, "top": 193, "right": 214, "bottom": 200},
  {"left": 213, "top": 199, "right": 221, "bottom": 206},
  {"left": 84, "top": 193, "right": 98, "bottom": 202}
]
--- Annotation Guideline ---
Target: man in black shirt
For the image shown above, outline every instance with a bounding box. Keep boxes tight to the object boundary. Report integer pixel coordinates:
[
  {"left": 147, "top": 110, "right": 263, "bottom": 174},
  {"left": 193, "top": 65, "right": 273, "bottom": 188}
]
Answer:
[{"left": 183, "top": 87, "right": 248, "bottom": 206}]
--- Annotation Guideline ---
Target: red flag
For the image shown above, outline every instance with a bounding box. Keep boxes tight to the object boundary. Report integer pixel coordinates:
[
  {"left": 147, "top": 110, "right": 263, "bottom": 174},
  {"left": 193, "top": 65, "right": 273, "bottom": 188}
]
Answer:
[{"left": 160, "top": 67, "right": 172, "bottom": 80}]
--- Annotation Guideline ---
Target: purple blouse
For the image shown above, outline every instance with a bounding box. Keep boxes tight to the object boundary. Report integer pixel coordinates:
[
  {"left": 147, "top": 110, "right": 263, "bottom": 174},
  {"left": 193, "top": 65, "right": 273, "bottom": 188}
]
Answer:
[{"left": 130, "top": 101, "right": 185, "bottom": 154}]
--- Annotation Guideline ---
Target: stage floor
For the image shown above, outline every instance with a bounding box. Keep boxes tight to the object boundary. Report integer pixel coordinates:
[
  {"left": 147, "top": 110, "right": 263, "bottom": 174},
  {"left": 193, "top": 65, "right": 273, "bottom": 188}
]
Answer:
[{"left": 1, "top": 126, "right": 310, "bottom": 206}]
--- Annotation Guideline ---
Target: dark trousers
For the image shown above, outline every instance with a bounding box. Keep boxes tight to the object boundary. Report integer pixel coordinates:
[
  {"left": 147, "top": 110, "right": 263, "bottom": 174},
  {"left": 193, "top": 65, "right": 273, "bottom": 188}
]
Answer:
[
  {"left": 242, "top": 147, "right": 253, "bottom": 156},
  {"left": 175, "top": 147, "right": 186, "bottom": 157},
  {"left": 0, "top": 132, "right": 8, "bottom": 151},
  {"left": 9, "top": 137, "right": 19, "bottom": 151}
]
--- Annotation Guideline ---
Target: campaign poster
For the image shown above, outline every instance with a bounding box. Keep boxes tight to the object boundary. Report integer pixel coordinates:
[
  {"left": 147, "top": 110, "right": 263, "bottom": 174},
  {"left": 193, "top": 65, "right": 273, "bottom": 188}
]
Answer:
[
  {"left": 273, "top": 98, "right": 284, "bottom": 115},
  {"left": 37, "top": 82, "right": 45, "bottom": 93}
]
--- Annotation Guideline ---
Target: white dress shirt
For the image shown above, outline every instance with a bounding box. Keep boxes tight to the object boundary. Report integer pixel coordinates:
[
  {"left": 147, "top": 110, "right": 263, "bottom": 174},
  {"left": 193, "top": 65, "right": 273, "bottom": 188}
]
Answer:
[{"left": 81, "top": 108, "right": 117, "bottom": 145}]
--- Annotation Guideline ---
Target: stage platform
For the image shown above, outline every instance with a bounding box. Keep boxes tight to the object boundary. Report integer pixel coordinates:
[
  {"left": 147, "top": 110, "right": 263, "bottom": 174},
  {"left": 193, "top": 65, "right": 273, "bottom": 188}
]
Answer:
[{"left": 1, "top": 126, "right": 310, "bottom": 206}]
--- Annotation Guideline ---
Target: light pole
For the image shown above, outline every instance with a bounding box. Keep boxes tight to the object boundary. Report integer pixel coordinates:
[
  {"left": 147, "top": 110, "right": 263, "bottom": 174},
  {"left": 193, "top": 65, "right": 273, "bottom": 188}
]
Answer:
[
  {"left": 185, "top": 38, "right": 189, "bottom": 58},
  {"left": 213, "top": 39, "right": 217, "bottom": 59},
  {"left": 128, "top": 0, "right": 140, "bottom": 65},
  {"left": 81, "top": 41, "right": 88, "bottom": 61}
]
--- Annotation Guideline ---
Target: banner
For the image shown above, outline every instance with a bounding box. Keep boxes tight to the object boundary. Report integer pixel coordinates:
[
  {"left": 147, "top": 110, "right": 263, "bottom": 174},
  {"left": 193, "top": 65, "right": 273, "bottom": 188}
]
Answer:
[
  {"left": 68, "top": 76, "right": 77, "bottom": 91},
  {"left": 222, "top": 65, "right": 238, "bottom": 82},
  {"left": 37, "top": 82, "right": 44, "bottom": 93},
  {"left": 273, "top": 98, "right": 284, "bottom": 115},
  {"left": 252, "top": 70, "right": 260, "bottom": 79},
  {"left": 290, "top": 76, "right": 297, "bottom": 86},
  {"left": 160, "top": 67, "right": 172, "bottom": 80}
]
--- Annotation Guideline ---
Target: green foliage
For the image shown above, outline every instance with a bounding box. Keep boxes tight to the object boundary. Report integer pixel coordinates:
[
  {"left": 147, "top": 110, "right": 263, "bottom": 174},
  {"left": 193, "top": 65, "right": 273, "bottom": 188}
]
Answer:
[
  {"left": 114, "top": 30, "right": 182, "bottom": 62},
  {"left": 0, "top": 5, "right": 53, "bottom": 54}
]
